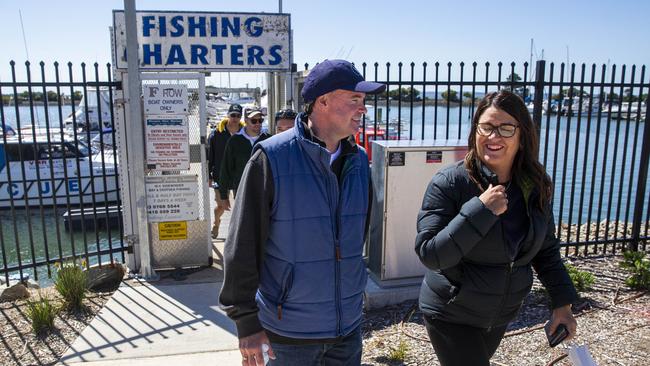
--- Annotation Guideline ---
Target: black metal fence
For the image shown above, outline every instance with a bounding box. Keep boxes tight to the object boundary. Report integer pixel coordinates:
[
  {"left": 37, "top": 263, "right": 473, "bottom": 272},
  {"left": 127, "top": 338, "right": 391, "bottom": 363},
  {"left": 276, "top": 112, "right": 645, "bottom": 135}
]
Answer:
[
  {"left": 303, "top": 60, "right": 650, "bottom": 256},
  {"left": 0, "top": 61, "right": 125, "bottom": 284}
]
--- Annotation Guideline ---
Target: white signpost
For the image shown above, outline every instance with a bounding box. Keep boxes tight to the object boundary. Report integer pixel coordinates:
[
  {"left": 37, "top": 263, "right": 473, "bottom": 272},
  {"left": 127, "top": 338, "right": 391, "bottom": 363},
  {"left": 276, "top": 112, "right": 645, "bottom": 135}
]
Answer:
[
  {"left": 145, "top": 116, "right": 190, "bottom": 171},
  {"left": 144, "top": 84, "right": 188, "bottom": 114},
  {"left": 145, "top": 175, "right": 199, "bottom": 222}
]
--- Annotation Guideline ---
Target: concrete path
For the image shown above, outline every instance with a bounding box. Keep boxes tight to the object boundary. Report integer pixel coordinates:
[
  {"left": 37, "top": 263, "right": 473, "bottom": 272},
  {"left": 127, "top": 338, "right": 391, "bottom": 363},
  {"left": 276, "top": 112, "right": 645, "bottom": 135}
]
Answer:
[{"left": 58, "top": 191, "right": 419, "bottom": 365}]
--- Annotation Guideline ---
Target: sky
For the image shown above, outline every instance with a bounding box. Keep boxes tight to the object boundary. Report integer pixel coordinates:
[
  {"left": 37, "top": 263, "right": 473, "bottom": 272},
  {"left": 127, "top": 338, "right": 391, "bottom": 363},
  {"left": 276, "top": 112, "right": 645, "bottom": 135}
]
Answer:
[{"left": 1, "top": 0, "right": 649, "bottom": 88}]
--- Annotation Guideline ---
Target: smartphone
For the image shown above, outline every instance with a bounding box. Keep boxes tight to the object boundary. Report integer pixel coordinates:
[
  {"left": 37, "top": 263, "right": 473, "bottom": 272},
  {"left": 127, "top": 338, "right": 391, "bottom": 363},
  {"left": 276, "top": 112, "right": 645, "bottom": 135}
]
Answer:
[{"left": 544, "top": 322, "right": 569, "bottom": 347}]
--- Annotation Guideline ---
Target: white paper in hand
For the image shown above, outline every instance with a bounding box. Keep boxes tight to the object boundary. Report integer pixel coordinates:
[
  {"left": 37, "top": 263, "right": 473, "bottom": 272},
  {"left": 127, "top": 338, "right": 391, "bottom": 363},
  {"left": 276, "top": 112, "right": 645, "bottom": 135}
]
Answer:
[
  {"left": 262, "top": 343, "right": 270, "bottom": 365},
  {"left": 566, "top": 344, "right": 598, "bottom": 366}
]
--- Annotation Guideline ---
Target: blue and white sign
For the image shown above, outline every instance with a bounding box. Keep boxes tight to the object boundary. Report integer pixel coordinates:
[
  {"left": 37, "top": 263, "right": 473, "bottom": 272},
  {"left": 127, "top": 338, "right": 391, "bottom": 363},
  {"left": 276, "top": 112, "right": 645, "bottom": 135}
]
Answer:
[
  {"left": 112, "top": 10, "right": 291, "bottom": 71},
  {"left": 144, "top": 84, "right": 188, "bottom": 114}
]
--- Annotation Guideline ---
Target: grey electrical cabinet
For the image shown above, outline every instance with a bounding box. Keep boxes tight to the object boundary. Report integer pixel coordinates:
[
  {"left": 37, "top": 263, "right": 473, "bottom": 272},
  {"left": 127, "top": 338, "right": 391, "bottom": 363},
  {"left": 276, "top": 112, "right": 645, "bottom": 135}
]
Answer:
[{"left": 368, "top": 140, "right": 467, "bottom": 283}]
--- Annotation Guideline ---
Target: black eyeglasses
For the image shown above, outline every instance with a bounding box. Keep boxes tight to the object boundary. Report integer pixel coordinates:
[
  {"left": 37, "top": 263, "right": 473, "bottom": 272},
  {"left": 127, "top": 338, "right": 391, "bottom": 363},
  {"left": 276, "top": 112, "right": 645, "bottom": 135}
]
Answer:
[
  {"left": 476, "top": 123, "right": 519, "bottom": 138},
  {"left": 229, "top": 113, "right": 241, "bottom": 118},
  {"left": 249, "top": 118, "right": 264, "bottom": 124}
]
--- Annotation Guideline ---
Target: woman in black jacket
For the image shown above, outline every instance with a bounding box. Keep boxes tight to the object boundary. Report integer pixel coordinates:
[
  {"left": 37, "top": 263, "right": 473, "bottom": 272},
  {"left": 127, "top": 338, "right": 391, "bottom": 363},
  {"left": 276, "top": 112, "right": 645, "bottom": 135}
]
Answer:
[{"left": 415, "top": 90, "right": 578, "bottom": 365}]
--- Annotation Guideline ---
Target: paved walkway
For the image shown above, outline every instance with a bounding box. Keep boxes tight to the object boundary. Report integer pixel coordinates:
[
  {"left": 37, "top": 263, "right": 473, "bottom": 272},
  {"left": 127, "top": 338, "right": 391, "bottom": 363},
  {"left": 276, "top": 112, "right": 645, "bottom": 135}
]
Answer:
[
  {"left": 59, "top": 205, "right": 241, "bottom": 365},
  {"left": 58, "top": 191, "right": 418, "bottom": 365}
]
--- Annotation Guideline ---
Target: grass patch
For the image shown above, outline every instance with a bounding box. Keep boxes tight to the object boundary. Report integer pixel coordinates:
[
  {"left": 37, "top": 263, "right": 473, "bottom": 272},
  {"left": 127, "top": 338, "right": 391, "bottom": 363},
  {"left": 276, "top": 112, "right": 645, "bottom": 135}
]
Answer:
[
  {"left": 55, "top": 260, "right": 88, "bottom": 311},
  {"left": 619, "top": 251, "right": 650, "bottom": 290},
  {"left": 565, "top": 263, "right": 596, "bottom": 293},
  {"left": 387, "top": 338, "right": 409, "bottom": 362},
  {"left": 26, "top": 294, "right": 58, "bottom": 335}
]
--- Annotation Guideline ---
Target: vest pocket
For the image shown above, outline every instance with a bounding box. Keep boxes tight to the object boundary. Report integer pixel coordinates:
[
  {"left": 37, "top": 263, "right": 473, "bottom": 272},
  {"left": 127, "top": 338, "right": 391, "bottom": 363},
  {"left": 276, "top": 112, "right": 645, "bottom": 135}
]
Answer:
[{"left": 276, "top": 264, "right": 294, "bottom": 320}]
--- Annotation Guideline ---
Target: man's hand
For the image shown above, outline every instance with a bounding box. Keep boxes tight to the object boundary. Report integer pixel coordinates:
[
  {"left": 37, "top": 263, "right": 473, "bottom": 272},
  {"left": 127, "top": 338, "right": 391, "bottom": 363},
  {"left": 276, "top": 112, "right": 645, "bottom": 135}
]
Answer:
[
  {"left": 549, "top": 304, "right": 577, "bottom": 341},
  {"left": 209, "top": 178, "right": 213, "bottom": 187},
  {"left": 479, "top": 184, "right": 508, "bottom": 215},
  {"left": 239, "top": 331, "right": 275, "bottom": 366}
]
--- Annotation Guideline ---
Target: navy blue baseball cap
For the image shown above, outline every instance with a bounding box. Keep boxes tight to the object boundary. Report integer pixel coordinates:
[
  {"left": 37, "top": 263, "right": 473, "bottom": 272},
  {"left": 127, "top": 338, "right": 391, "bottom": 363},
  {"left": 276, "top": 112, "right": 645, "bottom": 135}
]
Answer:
[{"left": 301, "top": 59, "right": 386, "bottom": 103}]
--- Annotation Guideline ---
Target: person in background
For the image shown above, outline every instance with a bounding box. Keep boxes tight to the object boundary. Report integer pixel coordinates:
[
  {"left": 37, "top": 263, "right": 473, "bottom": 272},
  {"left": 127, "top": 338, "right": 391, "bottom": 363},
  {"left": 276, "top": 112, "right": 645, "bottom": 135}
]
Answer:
[
  {"left": 207, "top": 103, "right": 243, "bottom": 239},
  {"left": 415, "top": 89, "right": 578, "bottom": 366},
  {"left": 273, "top": 108, "right": 297, "bottom": 134},
  {"left": 218, "top": 107, "right": 270, "bottom": 210},
  {"left": 219, "top": 59, "right": 385, "bottom": 366}
]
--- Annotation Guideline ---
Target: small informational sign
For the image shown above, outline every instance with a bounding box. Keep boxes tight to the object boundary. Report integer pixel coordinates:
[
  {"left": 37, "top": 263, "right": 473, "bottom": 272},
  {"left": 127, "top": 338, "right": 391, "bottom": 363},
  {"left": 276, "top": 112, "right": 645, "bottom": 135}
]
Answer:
[
  {"left": 145, "top": 116, "right": 190, "bottom": 171},
  {"left": 158, "top": 221, "right": 188, "bottom": 240},
  {"left": 146, "top": 174, "right": 199, "bottom": 222},
  {"left": 426, "top": 151, "right": 443, "bottom": 163},
  {"left": 388, "top": 152, "right": 406, "bottom": 166},
  {"left": 144, "top": 84, "right": 188, "bottom": 114}
]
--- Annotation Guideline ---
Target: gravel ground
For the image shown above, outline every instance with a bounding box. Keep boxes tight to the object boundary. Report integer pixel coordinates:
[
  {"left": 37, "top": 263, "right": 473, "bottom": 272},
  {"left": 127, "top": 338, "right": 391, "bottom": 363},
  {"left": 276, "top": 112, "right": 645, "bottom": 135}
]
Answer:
[
  {"left": 0, "top": 288, "right": 113, "bottom": 366},
  {"left": 361, "top": 255, "right": 650, "bottom": 366}
]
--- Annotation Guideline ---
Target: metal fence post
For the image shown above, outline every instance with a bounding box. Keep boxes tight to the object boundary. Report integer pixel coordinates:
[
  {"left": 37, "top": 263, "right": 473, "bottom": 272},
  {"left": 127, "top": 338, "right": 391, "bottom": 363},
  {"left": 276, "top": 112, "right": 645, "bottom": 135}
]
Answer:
[
  {"left": 532, "top": 60, "right": 546, "bottom": 139},
  {"left": 630, "top": 97, "right": 650, "bottom": 251}
]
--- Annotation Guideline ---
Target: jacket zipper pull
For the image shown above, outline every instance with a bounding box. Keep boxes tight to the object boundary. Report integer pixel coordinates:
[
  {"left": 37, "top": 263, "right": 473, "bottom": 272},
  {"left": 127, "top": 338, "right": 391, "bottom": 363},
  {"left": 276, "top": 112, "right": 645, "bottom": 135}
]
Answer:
[
  {"left": 277, "top": 304, "right": 282, "bottom": 320},
  {"left": 335, "top": 245, "right": 341, "bottom": 261}
]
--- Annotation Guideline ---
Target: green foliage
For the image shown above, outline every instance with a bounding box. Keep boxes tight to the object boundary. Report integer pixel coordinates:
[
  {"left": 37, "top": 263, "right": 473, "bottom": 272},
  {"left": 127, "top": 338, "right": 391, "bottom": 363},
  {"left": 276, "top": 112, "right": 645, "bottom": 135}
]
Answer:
[
  {"left": 1, "top": 95, "right": 10, "bottom": 105},
  {"left": 388, "top": 87, "right": 420, "bottom": 101},
  {"left": 55, "top": 260, "right": 88, "bottom": 311},
  {"left": 47, "top": 90, "right": 60, "bottom": 102},
  {"left": 387, "top": 339, "right": 409, "bottom": 362},
  {"left": 26, "top": 294, "right": 58, "bottom": 335},
  {"left": 506, "top": 72, "right": 522, "bottom": 82},
  {"left": 619, "top": 251, "right": 650, "bottom": 290},
  {"left": 441, "top": 89, "right": 458, "bottom": 102},
  {"left": 565, "top": 263, "right": 595, "bottom": 293},
  {"left": 73, "top": 91, "right": 83, "bottom": 101}
]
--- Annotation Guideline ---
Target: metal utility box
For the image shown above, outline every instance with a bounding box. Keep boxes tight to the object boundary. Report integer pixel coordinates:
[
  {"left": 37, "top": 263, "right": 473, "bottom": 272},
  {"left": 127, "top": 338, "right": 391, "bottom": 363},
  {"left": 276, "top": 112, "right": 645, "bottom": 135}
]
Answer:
[{"left": 368, "top": 140, "right": 467, "bottom": 283}]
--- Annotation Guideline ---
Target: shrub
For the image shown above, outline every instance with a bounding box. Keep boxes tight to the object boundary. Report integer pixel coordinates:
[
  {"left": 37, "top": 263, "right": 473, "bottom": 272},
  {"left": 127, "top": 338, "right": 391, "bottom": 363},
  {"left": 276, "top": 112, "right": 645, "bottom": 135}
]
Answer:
[
  {"left": 26, "top": 294, "right": 58, "bottom": 335},
  {"left": 619, "top": 251, "right": 650, "bottom": 290},
  {"left": 387, "top": 339, "right": 409, "bottom": 362},
  {"left": 565, "top": 263, "right": 595, "bottom": 293},
  {"left": 55, "top": 260, "right": 87, "bottom": 311}
]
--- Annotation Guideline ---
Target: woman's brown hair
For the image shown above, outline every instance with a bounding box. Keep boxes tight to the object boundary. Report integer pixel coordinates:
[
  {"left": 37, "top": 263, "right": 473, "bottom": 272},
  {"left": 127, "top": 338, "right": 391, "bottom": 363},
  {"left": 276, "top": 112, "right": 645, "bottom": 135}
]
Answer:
[{"left": 464, "top": 89, "right": 552, "bottom": 210}]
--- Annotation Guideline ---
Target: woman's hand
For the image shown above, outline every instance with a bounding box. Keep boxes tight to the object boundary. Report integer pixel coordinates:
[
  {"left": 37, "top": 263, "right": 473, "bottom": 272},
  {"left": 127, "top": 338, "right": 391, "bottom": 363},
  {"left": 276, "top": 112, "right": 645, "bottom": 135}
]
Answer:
[
  {"left": 549, "top": 304, "right": 577, "bottom": 341},
  {"left": 479, "top": 184, "right": 508, "bottom": 215}
]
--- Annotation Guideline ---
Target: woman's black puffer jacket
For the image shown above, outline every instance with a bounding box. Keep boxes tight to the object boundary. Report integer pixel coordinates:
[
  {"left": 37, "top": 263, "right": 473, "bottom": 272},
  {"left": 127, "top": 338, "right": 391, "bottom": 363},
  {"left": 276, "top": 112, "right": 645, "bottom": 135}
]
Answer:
[{"left": 415, "top": 161, "right": 577, "bottom": 329}]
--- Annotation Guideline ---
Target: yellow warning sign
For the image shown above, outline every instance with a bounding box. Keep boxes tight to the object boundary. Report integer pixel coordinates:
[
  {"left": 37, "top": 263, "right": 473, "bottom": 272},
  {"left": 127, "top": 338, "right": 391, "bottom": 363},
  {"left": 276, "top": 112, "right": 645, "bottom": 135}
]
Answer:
[{"left": 158, "top": 221, "right": 187, "bottom": 240}]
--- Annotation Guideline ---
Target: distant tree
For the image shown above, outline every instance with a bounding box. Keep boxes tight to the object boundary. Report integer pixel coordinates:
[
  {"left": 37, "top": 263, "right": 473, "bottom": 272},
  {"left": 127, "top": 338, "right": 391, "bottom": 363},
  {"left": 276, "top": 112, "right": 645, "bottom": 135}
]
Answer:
[
  {"left": 441, "top": 90, "right": 459, "bottom": 102},
  {"left": 73, "top": 91, "right": 83, "bottom": 101},
  {"left": 1, "top": 95, "right": 10, "bottom": 105},
  {"left": 463, "top": 92, "right": 473, "bottom": 99},
  {"left": 622, "top": 88, "right": 639, "bottom": 103},
  {"left": 506, "top": 72, "right": 522, "bottom": 83},
  {"left": 388, "top": 87, "right": 421, "bottom": 101},
  {"left": 47, "top": 91, "right": 59, "bottom": 102},
  {"left": 505, "top": 72, "right": 529, "bottom": 97}
]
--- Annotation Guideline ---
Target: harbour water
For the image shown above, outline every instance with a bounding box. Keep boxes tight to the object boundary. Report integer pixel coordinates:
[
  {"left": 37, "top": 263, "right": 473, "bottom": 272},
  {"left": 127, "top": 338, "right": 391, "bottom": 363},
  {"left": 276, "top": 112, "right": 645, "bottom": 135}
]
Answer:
[{"left": 1, "top": 104, "right": 648, "bottom": 283}]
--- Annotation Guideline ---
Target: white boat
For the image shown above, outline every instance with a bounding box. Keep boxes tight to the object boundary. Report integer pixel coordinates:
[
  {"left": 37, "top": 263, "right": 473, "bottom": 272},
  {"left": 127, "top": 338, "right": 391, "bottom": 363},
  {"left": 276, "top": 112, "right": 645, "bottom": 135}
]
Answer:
[
  {"left": 63, "top": 88, "right": 112, "bottom": 141},
  {"left": 0, "top": 133, "right": 118, "bottom": 208}
]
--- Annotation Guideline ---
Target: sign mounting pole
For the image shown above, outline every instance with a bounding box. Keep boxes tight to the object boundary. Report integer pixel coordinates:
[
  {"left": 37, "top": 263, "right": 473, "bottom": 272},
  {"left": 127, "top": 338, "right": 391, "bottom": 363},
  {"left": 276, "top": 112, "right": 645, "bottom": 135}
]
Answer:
[{"left": 124, "top": 0, "right": 156, "bottom": 280}]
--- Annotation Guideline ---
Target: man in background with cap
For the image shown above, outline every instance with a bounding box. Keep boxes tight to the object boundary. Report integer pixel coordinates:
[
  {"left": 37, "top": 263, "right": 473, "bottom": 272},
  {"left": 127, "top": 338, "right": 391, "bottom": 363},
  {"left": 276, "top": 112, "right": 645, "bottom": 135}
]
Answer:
[
  {"left": 219, "top": 59, "right": 385, "bottom": 365},
  {"left": 207, "top": 103, "right": 243, "bottom": 239},
  {"left": 273, "top": 108, "right": 297, "bottom": 134},
  {"left": 218, "top": 107, "right": 270, "bottom": 209}
]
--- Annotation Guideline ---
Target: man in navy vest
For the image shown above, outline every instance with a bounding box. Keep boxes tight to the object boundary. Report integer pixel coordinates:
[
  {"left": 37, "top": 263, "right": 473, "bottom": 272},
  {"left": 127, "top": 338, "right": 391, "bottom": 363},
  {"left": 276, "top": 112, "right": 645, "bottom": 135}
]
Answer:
[{"left": 219, "top": 59, "right": 385, "bottom": 366}]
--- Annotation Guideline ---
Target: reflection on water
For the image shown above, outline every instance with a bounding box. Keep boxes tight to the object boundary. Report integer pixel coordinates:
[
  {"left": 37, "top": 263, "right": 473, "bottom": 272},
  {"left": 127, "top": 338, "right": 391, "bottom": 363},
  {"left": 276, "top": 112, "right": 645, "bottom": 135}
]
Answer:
[{"left": 0, "top": 207, "right": 123, "bottom": 286}]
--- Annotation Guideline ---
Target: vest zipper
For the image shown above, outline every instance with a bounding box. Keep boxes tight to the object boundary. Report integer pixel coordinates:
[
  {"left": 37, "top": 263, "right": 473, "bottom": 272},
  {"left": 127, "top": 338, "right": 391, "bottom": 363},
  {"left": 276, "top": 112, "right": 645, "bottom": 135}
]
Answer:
[{"left": 318, "top": 153, "right": 342, "bottom": 336}]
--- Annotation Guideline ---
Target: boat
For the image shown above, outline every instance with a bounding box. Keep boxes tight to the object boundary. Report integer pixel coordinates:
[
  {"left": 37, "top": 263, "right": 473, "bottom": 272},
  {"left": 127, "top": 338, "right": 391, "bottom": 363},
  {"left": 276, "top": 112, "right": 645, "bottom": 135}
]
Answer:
[
  {"left": 0, "top": 132, "right": 118, "bottom": 208},
  {"left": 63, "top": 88, "right": 113, "bottom": 142}
]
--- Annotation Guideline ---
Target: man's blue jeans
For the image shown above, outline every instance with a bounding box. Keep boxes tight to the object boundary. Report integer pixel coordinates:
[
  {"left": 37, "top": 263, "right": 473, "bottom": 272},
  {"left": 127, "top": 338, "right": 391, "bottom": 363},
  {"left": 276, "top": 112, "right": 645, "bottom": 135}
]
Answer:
[{"left": 268, "top": 327, "right": 362, "bottom": 366}]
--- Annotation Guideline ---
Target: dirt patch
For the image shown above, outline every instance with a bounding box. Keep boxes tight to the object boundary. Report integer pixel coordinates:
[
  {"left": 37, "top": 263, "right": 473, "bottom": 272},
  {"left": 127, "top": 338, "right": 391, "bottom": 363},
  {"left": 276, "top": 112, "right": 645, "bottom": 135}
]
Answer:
[{"left": 0, "top": 289, "right": 113, "bottom": 366}]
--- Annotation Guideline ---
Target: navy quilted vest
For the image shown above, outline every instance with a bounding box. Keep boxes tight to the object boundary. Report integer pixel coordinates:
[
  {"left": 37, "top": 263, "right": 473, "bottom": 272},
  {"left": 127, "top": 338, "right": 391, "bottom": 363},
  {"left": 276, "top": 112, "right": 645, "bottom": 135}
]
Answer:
[{"left": 253, "top": 119, "right": 369, "bottom": 339}]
